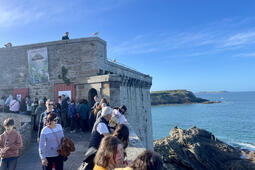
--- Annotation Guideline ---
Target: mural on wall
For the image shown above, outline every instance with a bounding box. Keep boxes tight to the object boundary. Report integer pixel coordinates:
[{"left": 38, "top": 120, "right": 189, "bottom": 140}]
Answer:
[{"left": 27, "top": 47, "right": 49, "bottom": 85}]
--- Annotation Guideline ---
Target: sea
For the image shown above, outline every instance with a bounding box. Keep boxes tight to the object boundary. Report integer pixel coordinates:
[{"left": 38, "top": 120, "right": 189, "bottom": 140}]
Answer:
[{"left": 151, "top": 91, "right": 255, "bottom": 151}]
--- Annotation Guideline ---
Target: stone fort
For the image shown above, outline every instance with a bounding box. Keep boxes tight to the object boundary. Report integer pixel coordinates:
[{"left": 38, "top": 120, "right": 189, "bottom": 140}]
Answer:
[{"left": 0, "top": 37, "right": 153, "bottom": 149}]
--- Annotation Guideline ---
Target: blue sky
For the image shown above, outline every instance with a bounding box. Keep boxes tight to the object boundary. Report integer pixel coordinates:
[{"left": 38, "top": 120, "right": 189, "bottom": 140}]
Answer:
[{"left": 1, "top": 0, "right": 255, "bottom": 92}]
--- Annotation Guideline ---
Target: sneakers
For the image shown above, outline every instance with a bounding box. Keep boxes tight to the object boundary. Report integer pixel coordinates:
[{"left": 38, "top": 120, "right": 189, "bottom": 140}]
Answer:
[{"left": 70, "top": 130, "right": 76, "bottom": 133}]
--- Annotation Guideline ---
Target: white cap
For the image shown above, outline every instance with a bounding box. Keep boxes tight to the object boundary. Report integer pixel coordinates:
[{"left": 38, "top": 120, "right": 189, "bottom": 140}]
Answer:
[{"left": 101, "top": 106, "right": 113, "bottom": 116}]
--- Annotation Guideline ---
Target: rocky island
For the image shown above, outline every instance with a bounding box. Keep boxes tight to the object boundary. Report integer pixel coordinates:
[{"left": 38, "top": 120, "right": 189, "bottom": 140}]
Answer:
[
  {"left": 151, "top": 90, "right": 220, "bottom": 105},
  {"left": 154, "top": 126, "right": 255, "bottom": 170}
]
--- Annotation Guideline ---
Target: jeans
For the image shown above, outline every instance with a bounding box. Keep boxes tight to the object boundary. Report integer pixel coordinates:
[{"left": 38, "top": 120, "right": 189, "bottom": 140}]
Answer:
[
  {"left": 31, "top": 115, "right": 37, "bottom": 130},
  {"left": 0, "top": 157, "right": 18, "bottom": 170},
  {"left": 70, "top": 117, "right": 77, "bottom": 131},
  {"left": 79, "top": 119, "right": 89, "bottom": 132},
  {"left": 61, "top": 111, "right": 67, "bottom": 128},
  {"left": 42, "top": 156, "right": 63, "bottom": 170}
]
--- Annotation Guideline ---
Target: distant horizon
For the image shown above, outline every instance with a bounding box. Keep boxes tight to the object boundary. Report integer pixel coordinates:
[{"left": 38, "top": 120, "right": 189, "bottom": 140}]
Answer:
[{"left": 150, "top": 89, "right": 255, "bottom": 93}]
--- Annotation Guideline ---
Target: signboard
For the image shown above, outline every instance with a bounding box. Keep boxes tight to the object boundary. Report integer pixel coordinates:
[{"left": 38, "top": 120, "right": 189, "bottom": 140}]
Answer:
[
  {"left": 16, "top": 94, "right": 22, "bottom": 102},
  {"left": 27, "top": 47, "right": 49, "bottom": 85},
  {"left": 58, "top": 90, "right": 71, "bottom": 98}
]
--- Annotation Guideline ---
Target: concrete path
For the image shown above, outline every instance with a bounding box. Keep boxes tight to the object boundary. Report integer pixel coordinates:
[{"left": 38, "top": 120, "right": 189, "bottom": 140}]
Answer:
[{"left": 16, "top": 130, "right": 91, "bottom": 170}]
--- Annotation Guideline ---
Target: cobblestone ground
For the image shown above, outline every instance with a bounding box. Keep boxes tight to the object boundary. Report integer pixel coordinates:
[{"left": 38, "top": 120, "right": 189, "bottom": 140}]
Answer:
[{"left": 16, "top": 130, "right": 91, "bottom": 170}]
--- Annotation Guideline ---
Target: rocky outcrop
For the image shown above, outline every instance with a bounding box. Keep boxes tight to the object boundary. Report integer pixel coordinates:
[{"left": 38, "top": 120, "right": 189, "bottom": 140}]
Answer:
[
  {"left": 154, "top": 126, "right": 255, "bottom": 170},
  {"left": 151, "top": 90, "right": 214, "bottom": 105}
]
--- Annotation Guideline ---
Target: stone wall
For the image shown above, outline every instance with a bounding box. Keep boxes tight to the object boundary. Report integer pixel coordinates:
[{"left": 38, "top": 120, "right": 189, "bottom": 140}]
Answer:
[
  {"left": 0, "top": 37, "right": 106, "bottom": 98},
  {"left": 126, "top": 124, "right": 146, "bottom": 161},
  {"left": 0, "top": 37, "right": 153, "bottom": 149},
  {"left": 119, "top": 85, "right": 153, "bottom": 150},
  {"left": 98, "top": 58, "right": 153, "bottom": 149},
  {"left": 18, "top": 122, "right": 32, "bottom": 155},
  {"left": 75, "top": 74, "right": 153, "bottom": 149}
]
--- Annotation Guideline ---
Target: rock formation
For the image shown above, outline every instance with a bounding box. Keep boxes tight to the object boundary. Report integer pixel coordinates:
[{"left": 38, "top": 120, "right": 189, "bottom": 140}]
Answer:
[
  {"left": 154, "top": 126, "right": 255, "bottom": 170},
  {"left": 150, "top": 90, "right": 213, "bottom": 105}
]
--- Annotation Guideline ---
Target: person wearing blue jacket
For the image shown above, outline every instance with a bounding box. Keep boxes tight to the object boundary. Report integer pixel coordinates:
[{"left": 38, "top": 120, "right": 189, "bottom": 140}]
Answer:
[
  {"left": 77, "top": 99, "right": 89, "bottom": 132},
  {"left": 68, "top": 100, "right": 77, "bottom": 133}
]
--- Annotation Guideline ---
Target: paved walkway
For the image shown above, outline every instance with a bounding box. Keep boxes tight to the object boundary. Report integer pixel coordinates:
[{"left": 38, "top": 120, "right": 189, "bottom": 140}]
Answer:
[{"left": 16, "top": 130, "right": 91, "bottom": 170}]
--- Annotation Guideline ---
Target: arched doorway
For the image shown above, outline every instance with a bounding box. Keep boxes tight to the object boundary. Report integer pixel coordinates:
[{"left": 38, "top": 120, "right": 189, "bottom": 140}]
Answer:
[{"left": 88, "top": 88, "right": 98, "bottom": 107}]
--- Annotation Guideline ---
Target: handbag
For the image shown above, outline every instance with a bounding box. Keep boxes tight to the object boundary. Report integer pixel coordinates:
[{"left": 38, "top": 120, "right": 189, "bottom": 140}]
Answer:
[
  {"left": 57, "top": 136, "right": 75, "bottom": 157},
  {"left": 49, "top": 128, "right": 69, "bottom": 161},
  {"left": 78, "top": 147, "right": 97, "bottom": 170}
]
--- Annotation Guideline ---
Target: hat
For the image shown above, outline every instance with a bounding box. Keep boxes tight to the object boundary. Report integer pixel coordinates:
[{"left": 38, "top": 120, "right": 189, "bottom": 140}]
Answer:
[
  {"left": 119, "top": 105, "right": 127, "bottom": 112},
  {"left": 109, "top": 109, "right": 121, "bottom": 127},
  {"left": 101, "top": 107, "right": 113, "bottom": 117}
]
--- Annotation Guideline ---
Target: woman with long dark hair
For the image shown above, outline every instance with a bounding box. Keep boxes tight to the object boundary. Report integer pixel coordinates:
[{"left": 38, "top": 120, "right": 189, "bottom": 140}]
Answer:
[
  {"left": 113, "top": 124, "right": 129, "bottom": 166},
  {"left": 115, "top": 150, "right": 163, "bottom": 170},
  {"left": 39, "top": 112, "right": 64, "bottom": 170}
]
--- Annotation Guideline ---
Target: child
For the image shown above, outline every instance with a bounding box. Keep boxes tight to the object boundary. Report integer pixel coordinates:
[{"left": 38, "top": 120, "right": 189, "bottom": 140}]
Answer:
[{"left": 0, "top": 118, "right": 23, "bottom": 170}]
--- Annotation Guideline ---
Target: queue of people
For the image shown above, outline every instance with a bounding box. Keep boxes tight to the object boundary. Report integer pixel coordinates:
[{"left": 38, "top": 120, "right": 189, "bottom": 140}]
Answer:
[
  {"left": 0, "top": 94, "right": 163, "bottom": 170},
  {"left": 80, "top": 97, "right": 163, "bottom": 170},
  {"left": 0, "top": 95, "right": 40, "bottom": 116}
]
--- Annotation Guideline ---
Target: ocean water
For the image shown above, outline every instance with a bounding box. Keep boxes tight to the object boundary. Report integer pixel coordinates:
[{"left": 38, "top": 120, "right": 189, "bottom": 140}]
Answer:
[{"left": 151, "top": 91, "right": 255, "bottom": 150}]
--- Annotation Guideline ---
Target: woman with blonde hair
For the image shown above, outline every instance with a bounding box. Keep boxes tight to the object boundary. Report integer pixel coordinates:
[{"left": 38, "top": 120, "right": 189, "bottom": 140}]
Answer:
[{"left": 93, "top": 136, "right": 123, "bottom": 170}]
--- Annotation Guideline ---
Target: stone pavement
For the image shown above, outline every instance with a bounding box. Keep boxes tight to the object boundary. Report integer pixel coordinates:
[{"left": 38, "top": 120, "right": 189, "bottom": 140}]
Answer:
[{"left": 16, "top": 130, "right": 91, "bottom": 170}]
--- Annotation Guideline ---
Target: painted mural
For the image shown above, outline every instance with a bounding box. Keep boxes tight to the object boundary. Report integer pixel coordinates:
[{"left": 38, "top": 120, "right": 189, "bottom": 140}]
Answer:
[{"left": 27, "top": 47, "right": 49, "bottom": 85}]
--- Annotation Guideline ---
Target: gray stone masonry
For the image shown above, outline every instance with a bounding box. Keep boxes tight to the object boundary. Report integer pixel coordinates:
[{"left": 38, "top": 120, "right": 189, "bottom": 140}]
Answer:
[{"left": 0, "top": 37, "right": 153, "bottom": 149}]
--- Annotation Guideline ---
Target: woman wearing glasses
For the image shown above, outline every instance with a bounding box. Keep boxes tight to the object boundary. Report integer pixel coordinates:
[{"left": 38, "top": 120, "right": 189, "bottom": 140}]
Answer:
[{"left": 39, "top": 112, "right": 64, "bottom": 170}]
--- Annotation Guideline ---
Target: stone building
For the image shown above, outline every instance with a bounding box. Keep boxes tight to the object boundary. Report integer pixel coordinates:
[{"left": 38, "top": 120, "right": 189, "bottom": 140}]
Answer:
[{"left": 0, "top": 37, "right": 153, "bottom": 149}]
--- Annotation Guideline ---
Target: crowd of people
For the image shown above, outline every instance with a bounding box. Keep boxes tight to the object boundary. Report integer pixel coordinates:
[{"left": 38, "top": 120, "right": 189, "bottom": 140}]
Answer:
[
  {"left": 0, "top": 94, "right": 163, "bottom": 170},
  {"left": 0, "top": 95, "right": 40, "bottom": 116}
]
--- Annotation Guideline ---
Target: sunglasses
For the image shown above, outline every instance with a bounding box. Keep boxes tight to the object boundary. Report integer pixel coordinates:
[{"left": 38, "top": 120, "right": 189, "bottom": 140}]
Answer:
[
  {"left": 53, "top": 118, "right": 59, "bottom": 122},
  {"left": 48, "top": 103, "right": 54, "bottom": 106}
]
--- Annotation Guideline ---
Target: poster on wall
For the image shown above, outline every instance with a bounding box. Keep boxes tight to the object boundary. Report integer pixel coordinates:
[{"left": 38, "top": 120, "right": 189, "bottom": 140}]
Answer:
[
  {"left": 27, "top": 47, "right": 49, "bottom": 85},
  {"left": 58, "top": 91, "right": 71, "bottom": 99},
  {"left": 16, "top": 94, "right": 21, "bottom": 102}
]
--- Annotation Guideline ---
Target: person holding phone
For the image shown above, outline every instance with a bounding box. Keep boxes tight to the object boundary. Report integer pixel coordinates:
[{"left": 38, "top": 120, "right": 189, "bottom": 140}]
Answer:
[{"left": 0, "top": 118, "right": 23, "bottom": 170}]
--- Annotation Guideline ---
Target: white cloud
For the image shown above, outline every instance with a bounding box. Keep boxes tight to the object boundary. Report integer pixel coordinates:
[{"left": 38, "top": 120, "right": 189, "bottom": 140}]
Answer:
[
  {"left": 109, "top": 17, "right": 255, "bottom": 58},
  {"left": 109, "top": 31, "right": 219, "bottom": 56},
  {"left": 0, "top": 1, "right": 46, "bottom": 28},
  {"left": 235, "top": 52, "right": 255, "bottom": 58},
  {"left": 223, "top": 31, "right": 255, "bottom": 47},
  {"left": 0, "top": 0, "right": 131, "bottom": 29}
]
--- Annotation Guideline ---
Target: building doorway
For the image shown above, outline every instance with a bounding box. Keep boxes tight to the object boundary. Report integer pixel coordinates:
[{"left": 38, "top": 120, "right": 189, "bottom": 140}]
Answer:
[
  {"left": 54, "top": 83, "right": 75, "bottom": 102},
  {"left": 14, "top": 88, "right": 28, "bottom": 101},
  {"left": 88, "top": 88, "right": 98, "bottom": 107}
]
